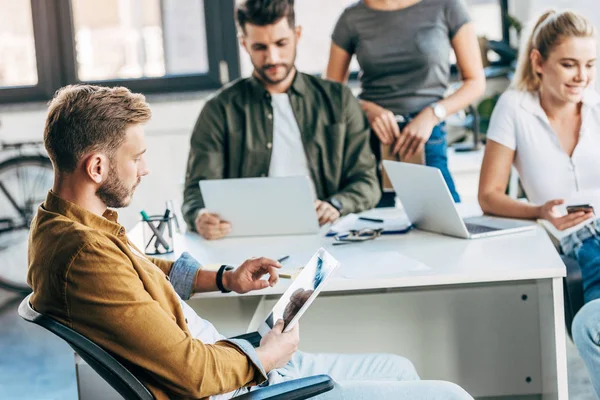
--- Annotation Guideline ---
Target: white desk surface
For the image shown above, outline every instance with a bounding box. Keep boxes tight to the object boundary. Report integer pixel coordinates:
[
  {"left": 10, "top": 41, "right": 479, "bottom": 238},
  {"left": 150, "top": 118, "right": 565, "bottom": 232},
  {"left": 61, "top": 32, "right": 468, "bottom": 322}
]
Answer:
[{"left": 129, "top": 207, "right": 565, "bottom": 299}]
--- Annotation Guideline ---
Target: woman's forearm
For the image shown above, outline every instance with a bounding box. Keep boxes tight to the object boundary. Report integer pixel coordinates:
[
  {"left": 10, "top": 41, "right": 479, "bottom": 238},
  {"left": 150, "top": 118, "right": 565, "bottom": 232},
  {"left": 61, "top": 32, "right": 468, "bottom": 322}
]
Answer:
[
  {"left": 438, "top": 76, "right": 486, "bottom": 117},
  {"left": 359, "top": 99, "right": 372, "bottom": 113},
  {"left": 479, "top": 190, "right": 541, "bottom": 220}
]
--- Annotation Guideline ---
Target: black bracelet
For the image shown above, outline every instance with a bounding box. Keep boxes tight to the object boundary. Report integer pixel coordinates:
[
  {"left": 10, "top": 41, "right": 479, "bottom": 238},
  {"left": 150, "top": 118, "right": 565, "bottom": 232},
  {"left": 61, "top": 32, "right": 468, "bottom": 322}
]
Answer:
[{"left": 216, "top": 265, "right": 233, "bottom": 293}]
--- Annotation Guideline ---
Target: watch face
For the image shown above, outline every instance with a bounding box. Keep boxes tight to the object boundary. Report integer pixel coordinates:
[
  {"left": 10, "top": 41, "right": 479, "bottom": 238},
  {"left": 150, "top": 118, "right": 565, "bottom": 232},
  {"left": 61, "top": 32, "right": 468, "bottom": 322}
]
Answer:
[{"left": 434, "top": 104, "right": 446, "bottom": 120}]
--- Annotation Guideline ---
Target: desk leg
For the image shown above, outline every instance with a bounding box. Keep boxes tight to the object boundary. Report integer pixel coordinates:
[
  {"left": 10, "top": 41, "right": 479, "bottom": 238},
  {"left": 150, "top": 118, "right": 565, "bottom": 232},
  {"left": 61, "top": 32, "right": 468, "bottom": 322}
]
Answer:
[
  {"left": 538, "top": 277, "right": 568, "bottom": 400},
  {"left": 247, "top": 295, "right": 267, "bottom": 333}
]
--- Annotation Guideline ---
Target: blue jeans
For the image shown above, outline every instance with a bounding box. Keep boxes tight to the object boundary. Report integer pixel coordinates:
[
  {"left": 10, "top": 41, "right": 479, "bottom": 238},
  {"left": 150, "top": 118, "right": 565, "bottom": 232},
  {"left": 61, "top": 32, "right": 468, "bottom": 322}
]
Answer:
[
  {"left": 563, "top": 224, "right": 600, "bottom": 395},
  {"left": 560, "top": 223, "right": 600, "bottom": 304},
  {"left": 425, "top": 123, "right": 460, "bottom": 203},
  {"left": 269, "top": 352, "right": 473, "bottom": 399}
]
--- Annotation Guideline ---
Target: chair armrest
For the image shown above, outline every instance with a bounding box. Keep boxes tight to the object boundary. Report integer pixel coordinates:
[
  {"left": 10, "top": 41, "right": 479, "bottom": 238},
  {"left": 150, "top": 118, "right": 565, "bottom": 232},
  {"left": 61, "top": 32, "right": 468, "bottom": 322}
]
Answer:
[
  {"left": 233, "top": 375, "right": 334, "bottom": 400},
  {"left": 229, "top": 332, "right": 262, "bottom": 348}
]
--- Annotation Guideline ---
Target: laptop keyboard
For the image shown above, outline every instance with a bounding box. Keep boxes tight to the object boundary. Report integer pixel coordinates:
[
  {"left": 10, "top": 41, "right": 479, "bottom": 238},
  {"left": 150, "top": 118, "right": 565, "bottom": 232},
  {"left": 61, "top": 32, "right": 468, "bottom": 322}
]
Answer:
[{"left": 464, "top": 222, "right": 501, "bottom": 235}]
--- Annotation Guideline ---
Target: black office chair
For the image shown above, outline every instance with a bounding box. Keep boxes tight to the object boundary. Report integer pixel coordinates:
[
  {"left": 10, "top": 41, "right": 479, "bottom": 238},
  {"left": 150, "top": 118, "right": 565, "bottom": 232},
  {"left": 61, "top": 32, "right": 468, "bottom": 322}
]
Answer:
[
  {"left": 18, "top": 294, "right": 334, "bottom": 400},
  {"left": 562, "top": 255, "right": 585, "bottom": 340}
]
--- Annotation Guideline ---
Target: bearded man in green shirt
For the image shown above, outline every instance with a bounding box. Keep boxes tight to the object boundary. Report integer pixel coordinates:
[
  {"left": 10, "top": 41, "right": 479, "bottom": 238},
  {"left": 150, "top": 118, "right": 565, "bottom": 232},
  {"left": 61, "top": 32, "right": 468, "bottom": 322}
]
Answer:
[{"left": 182, "top": 0, "right": 381, "bottom": 240}]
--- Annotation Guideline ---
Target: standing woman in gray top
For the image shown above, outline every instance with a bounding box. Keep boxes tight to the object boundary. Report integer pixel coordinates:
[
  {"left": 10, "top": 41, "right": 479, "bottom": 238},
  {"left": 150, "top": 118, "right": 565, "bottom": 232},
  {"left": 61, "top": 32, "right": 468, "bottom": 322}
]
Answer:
[{"left": 325, "top": 0, "right": 485, "bottom": 202}]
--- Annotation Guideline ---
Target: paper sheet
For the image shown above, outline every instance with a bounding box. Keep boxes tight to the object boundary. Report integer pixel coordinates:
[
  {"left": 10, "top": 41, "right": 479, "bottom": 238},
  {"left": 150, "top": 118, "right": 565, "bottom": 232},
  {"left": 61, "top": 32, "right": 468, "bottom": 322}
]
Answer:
[{"left": 334, "top": 248, "right": 430, "bottom": 279}]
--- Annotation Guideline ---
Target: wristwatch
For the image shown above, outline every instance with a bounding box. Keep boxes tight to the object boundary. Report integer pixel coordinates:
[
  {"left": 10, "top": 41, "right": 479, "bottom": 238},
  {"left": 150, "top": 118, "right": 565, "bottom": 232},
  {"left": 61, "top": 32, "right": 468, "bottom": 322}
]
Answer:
[
  {"left": 327, "top": 198, "right": 343, "bottom": 214},
  {"left": 430, "top": 102, "right": 447, "bottom": 121},
  {"left": 216, "top": 265, "right": 234, "bottom": 293}
]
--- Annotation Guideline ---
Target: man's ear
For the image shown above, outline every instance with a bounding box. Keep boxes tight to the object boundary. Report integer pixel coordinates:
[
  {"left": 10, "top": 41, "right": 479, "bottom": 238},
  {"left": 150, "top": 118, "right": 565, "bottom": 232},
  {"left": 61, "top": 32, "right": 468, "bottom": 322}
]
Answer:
[
  {"left": 295, "top": 25, "right": 302, "bottom": 42},
  {"left": 239, "top": 34, "right": 248, "bottom": 54},
  {"left": 83, "top": 153, "right": 109, "bottom": 184}
]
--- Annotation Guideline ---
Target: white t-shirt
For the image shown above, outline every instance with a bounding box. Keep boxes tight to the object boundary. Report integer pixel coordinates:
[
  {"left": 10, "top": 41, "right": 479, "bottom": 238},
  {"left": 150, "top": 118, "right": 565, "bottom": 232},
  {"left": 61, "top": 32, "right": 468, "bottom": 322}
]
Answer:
[
  {"left": 267, "top": 93, "right": 315, "bottom": 195},
  {"left": 178, "top": 298, "right": 240, "bottom": 400},
  {"left": 486, "top": 89, "right": 600, "bottom": 239}
]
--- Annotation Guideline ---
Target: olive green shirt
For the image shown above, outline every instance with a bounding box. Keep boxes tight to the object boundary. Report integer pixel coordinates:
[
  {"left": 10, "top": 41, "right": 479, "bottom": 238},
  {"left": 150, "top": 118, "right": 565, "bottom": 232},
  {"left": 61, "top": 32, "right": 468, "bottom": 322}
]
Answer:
[{"left": 182, "top": 71, "right": 381, "bottom": 230}]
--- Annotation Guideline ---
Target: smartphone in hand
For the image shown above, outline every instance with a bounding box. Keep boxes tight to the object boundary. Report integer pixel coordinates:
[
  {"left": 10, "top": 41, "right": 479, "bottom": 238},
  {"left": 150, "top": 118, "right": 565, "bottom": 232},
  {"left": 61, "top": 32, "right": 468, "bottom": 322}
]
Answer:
[{"left": 566, "top": 204, "right": 595, "bottom": 214}]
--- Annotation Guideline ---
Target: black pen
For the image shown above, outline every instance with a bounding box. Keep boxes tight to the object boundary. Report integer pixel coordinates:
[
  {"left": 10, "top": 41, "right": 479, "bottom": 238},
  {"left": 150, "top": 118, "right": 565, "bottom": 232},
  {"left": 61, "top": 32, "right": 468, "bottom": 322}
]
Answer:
[
  {"left": 277, "top": 255, "right": 290, "bottom": 263},
  {"left": 358, "top": 216, "right": 384, "bottom": 223}
]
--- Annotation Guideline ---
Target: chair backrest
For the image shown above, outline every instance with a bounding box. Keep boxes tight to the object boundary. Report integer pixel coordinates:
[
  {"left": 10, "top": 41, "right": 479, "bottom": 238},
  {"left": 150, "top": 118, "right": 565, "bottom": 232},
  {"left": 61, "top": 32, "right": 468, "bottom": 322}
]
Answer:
[
  {"left": 562, "top": 255, "right": 584, "bottom": 339},
  {"left": 18, "top": 294, "right": 154, "bottom": 400}
]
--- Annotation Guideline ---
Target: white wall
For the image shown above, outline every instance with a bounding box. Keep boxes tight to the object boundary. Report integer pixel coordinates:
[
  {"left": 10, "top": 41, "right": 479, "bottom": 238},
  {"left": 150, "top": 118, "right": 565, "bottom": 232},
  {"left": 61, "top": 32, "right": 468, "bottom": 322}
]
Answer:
[{"left": 0, "top": 96, "right": 207, "bottom": 229}]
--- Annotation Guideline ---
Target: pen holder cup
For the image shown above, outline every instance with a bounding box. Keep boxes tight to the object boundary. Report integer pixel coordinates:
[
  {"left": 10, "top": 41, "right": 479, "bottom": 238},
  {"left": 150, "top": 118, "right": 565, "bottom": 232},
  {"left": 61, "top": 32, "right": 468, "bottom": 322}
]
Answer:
[{"left": 142, "top": 214, "right": 175, "bottom": 255}]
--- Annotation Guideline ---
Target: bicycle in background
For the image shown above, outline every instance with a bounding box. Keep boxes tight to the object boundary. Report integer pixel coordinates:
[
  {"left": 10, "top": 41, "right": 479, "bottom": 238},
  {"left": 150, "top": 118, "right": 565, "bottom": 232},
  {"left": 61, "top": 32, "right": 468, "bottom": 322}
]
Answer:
[{"left": 0, "top": 139, "right": 53, "bottom": 294}]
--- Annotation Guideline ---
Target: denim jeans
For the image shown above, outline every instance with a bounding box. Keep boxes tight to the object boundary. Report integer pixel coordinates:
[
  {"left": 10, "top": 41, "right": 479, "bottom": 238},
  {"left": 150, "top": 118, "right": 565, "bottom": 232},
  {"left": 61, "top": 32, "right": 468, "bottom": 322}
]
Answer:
[
  {"left": 220, "top": 351, "right": 472, "bottom": 400},
  {"left": 269, "top": 352, "right": 473, "bottom": 400},
  {"left": 560, "top": 223, "right": 600, "bottom": 304},
  {"left": 425, "top": 123, "right": 460, "bottom": 203},
  {"left": 562, "top": 223, "right": 600, "bottom": 396}
]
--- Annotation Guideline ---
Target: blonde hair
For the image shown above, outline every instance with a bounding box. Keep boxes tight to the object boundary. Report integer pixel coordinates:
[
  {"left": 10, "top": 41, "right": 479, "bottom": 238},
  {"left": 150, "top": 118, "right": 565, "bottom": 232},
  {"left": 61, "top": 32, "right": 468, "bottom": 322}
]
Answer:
[
  {"left": 44, "top": 85, "right": 151, "bottom": 173},
  {"left": 513, "top": 10, "right": 596, "bottom": 92}
]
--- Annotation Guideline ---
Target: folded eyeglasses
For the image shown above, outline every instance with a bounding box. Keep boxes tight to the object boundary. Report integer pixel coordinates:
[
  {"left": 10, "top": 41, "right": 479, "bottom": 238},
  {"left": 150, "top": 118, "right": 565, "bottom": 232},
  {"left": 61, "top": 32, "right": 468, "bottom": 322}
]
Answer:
[{"left": 333, "top": 228, "right": 384, "bottom": 245}]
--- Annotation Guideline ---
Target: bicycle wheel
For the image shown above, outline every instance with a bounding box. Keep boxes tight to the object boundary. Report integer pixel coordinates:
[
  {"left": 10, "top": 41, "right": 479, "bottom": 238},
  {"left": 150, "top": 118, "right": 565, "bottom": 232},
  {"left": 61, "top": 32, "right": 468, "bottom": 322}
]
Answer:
[{"left": 0, "top": 154, "right": 53, "bottom": 294}]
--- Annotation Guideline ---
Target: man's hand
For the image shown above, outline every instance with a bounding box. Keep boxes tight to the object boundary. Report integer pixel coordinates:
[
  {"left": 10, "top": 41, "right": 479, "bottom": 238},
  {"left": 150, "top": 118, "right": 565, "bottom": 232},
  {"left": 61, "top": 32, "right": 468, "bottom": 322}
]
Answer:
[
  {"left": 195, "top": 210, "right": 231, "bottom": 240},
  {"left": 539, "top": 199, "right": 595, "bottom": 231},
  {"left": 393, "top": 107, "right": 438, "bottom": 158},
  {"left": 256, "top": 320, "right": 299, "bottom": 372},
  {"left": 222, "top": 257, "right": 281, "bottom": 294},
  {"left": 314, "top": 200, "right": 340, "bottom": 226},
  {"left": 361, "top": 100, "right": 400, "bottom": 145}
]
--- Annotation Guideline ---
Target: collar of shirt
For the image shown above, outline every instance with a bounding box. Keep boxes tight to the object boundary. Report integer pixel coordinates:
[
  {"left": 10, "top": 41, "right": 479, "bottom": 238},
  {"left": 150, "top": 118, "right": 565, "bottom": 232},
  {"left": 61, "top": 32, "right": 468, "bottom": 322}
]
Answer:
[
  {"left": 247, "top": 69, "right": 307, "bottom": 101},
  {"left": 520, "top": 88, "right": 600, "bottom": 121},
  {"left": 43, "top": 190, "right": 125, "bottom": 237}
]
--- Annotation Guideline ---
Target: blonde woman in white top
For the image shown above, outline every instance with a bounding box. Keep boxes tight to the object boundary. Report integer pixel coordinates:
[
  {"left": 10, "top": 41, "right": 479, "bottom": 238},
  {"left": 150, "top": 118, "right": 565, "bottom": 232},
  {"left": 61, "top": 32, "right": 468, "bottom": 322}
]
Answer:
[{"left": 478, "top": 10, "right": 600, "bottom": 393}]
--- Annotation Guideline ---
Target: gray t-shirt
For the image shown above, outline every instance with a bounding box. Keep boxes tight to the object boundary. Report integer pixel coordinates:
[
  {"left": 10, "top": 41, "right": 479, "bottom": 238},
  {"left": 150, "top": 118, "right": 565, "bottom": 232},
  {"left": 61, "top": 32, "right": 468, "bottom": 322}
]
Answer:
[{"left": 332, "top": 0, "right": 470, "bottom": 115}]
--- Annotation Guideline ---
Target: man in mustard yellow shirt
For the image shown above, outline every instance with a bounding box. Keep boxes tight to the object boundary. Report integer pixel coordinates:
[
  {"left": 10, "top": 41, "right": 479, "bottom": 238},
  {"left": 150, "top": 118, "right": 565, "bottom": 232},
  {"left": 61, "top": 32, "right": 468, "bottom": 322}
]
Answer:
[{"left": 28, "top": 80, "right": 472, "bottom": 399}]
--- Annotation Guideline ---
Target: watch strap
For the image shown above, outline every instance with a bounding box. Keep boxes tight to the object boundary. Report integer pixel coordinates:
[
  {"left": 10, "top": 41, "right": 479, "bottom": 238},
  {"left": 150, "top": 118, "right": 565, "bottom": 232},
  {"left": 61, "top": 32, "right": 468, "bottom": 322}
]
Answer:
[
  {"left": 327, "top": 197, "right": 343, "bottom": 213},
  {"left": 216, "top": 265, "right": 234, "bottom": 293}
]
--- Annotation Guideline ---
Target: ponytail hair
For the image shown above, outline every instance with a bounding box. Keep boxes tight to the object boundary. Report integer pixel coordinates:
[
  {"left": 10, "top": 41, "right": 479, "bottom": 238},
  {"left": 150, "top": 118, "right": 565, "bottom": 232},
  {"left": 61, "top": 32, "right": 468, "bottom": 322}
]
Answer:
[{"left": 513, "top": 10, "right": 595, "bottom": 92}]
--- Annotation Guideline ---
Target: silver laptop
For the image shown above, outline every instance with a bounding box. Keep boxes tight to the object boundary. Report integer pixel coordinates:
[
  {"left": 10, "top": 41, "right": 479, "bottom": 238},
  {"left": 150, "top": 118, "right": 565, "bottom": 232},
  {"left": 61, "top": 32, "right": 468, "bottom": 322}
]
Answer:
[
  {"left": 200, "top": 176, "right": 319, "bottom": 237},
  {"left": 383, "top": 161, "right": 536, "bottom": 239}
]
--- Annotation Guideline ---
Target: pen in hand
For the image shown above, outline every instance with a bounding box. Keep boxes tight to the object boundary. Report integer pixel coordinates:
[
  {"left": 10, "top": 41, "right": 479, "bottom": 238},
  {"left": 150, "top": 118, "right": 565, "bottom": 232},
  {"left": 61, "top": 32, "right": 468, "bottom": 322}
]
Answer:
[{"left": 277, "top": 255, "right": 290, "bottom": 263}]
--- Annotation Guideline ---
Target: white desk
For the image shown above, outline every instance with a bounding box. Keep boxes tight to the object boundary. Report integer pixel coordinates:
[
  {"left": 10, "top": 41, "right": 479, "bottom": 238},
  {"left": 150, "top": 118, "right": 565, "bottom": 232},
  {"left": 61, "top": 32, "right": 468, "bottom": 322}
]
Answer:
[{"left": 130, "top": 208, "right": 567, "bottom": 399}]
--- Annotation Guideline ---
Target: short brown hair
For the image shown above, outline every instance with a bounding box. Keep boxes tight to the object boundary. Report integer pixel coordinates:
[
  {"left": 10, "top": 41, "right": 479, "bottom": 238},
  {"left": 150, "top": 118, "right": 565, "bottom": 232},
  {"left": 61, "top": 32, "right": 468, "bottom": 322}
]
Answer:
[
  {"left": 44, "top": 84, "right": 152, "bottom": 173},
  {"left": 236, "top": 0, "right": 295, "bottom": 34}
]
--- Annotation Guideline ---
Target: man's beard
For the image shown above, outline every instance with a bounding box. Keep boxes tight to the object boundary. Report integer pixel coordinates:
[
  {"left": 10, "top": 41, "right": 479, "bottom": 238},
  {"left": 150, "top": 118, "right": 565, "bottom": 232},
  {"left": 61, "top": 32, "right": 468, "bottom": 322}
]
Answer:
[
  {"left": 254, "top": 49, "right": 296, "bottom": 85},
  {"left": 96, "top": 162, "right": 140, "bottom": 208}
]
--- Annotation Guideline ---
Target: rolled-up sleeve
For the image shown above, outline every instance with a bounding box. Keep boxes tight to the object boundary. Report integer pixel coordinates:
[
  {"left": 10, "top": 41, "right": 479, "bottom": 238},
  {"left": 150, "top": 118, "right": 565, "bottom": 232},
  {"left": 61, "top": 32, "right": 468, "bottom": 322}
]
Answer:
[
  {"left": 168, "top": 252, "right": 201, "bottom": 300},
  {"left": 182, "top": 98, "right": 227, "bottom": 231},
  {"left": 66, "top": 240, "right": 267, "bottom": 398},
  {"left": 329, "top": 86, "right": 381, "bottom": 213}
]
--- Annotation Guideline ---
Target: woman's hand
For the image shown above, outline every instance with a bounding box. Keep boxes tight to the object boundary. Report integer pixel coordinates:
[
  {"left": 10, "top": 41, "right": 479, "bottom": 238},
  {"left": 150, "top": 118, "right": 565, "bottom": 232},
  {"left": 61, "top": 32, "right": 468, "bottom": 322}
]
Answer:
[
  {"left": 360, "top": 100, "right": 400, "bottom": 145},
  {"left": 393, "top": 107, "right": 438, "bottom": 158},
  {"left": 539, "top": 199, "right": 595, "bottom": 231}
]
